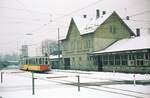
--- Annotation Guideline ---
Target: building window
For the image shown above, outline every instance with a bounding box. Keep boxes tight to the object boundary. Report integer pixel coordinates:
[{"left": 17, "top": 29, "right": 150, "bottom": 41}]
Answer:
[
  {"left": 115, "top": 54, "right": 120, "bottom": 65},
  {"left": 72, "top": 57, "right": 75, "bottom": 65},
  {"left": 129, "top": 54, "right": 135, "bottom": 60},
  {"left": 87, "top": 56, "right": 92, "bottom": 61},
  {"left": 93, "top": 56, "right": 98, "bottom": 65},
  {"left": 136, "top": 53, "right": 144, "bottom": 59},
  {"left": 103, "top": 55, "right": 109, "bottom": 65},
  {"left": 145, "top": 53, "right": 149, "bottom": 60},
  {"left": 71, "top": 41, "right": 75, "bottom": 50},
  {"left": 72, "top": 57, "right": 75, "bottom": 62},
  {"left": 137, "top": 60, "right": 144, "bottom": 66},
  {"left": 145, "top": 53, "right": 150, "bottom": 60},
  {"left": 135, "top": 53, "right": 145, "bottom": 66},
  {"left": 121, "top": 55, "right": 128, "bottom": 65},
  {"left": 109, "top": 25, "right": 116, "bottom": 33},
  {"left": 109, "top": 55, "right": 114, "bottom": 65},
  {"left": 84, "top": 39, "right": 92, "bottom": 49},
  {"left": 77, "top": 40, "right": 82, "bottom": 49},
  {"left": 79, "top": 56, "right": 82, "bottom": 61},
  {"left": 87, "top": 40, "right": 90, "bottom": 48}
]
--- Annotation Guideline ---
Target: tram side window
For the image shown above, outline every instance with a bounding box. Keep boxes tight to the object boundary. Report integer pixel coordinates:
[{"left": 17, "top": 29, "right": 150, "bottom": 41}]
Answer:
[
  {"left": 45, "top": 58, "right": 48, "bottom": 64},
  {"left": 21, "top": 60, "right": 25, "bottom": 64},
  {"left": 42, "top": 58, "right": 44, "bottom": 64},
  {"left": 32, "top": 58, "right": 35, "bottom": 64},
  {"left": 25, "top": 59, "right": 28, "bottom": 64},
  {"left": 20, "top": 60, "right": 23, "bottom": 64},
  {"left": 39, "top": 58, "right": 41, "bottom": 64},
  {"left": 29, "top": 59, "right": 31, "bottom": 64},
  {"left": 36, "top": 58, "right": 38, "bottom": 64}
]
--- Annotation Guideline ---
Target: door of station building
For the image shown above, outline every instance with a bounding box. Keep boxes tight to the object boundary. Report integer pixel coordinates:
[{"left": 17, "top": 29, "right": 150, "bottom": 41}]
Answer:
[
  {"left": 98, "top": 56, "right": 103, "bottom": 71},
  {"left": 64, "top": 58, "right": 70, "bottom": 70}
]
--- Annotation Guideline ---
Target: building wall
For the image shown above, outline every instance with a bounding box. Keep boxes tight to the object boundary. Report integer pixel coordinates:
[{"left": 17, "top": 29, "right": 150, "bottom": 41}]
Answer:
[
  {"left": 21, "top": 45, "right": 28, "bottom": 58},
  {"left": 93, "top": 13, "right": 133, "bottom": 51}
]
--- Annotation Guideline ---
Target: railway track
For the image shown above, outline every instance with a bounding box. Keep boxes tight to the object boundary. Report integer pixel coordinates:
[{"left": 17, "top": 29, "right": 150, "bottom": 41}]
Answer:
[
  {"left": 2, "top": 70, "right": 150, "bottom": 98},
  {"left": 14, "top": 72, "right": 150, "bottom": 98}
]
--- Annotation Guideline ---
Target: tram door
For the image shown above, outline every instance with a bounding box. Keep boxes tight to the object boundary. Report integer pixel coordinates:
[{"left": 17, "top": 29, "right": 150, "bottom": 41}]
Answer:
[
  {"left": 64, "top": 58, "right": 70, "bottom": 70},
  {"left": 98, "top": 56, "right": 103, "bottom": 71}
]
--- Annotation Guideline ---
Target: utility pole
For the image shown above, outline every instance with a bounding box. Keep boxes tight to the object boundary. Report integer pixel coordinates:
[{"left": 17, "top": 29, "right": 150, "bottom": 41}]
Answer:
[
  {"left": 1, "top": 72, "right": 3, "bottom": 83},
  {"left": 58, "top": 28, "right": 60, "bottom": 69},
  {"left": 77, "top": 75, "right": 80, "bottom": 91},
  {"left": 32, "top": 72, "right": 35, "bottom": 95}
]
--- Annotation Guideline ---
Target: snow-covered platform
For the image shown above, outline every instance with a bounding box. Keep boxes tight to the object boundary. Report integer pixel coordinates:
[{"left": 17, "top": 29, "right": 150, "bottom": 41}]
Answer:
[{"left": 0, "top": 69, "right": 150, "bottom": 98}]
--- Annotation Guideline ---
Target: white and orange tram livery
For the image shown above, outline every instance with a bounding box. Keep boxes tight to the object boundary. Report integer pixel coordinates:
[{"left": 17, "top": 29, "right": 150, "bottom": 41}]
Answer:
[{"left": 20, "top": 56, "right": 51, "bottom": 72}]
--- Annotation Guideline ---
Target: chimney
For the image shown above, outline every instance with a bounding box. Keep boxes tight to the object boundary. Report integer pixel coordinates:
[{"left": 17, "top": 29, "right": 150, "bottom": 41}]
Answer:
[
  {"left": 83, "top": 14, "right": 87, "bottom": 18},
  {"left": 126, "top": 16, "right": 130, "bottom": 20},
  {"left": 96, "top": 9, "right": 100, "bottom": 19},
  {"left": 102, "top": 11, "right": 106, "bottom": 15},
  {"left": 136, "top": 28, "right": 140, "bottom": 37}
]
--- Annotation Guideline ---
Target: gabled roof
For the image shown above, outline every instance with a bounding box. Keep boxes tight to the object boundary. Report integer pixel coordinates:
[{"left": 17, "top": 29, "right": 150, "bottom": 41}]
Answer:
[
  {"left": 62, "top": 11, "right": 135, "bottom": 40},
  {"left": 61, "top": 11, "right": 135, "bottom": 40},
  {"left": 93, "top": 35, "right": 150, "bottom": 54}
]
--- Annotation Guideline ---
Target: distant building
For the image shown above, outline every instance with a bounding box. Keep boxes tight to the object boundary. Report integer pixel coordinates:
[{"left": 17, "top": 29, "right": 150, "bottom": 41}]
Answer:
[
  {"left": 61, "top": 10, "right": 150, "bottom": 73},
  {"left": 41, "top": 40, "right": 51, "bottom": 56},
  {"left": 20, "top": 45, "right": 28, "bottom": 58}
]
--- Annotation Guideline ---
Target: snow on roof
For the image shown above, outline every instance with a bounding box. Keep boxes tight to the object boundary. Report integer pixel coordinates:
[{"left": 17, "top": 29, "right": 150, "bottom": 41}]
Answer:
[
  {"left": 73, "top": 12, "right": 113, "bottom": 35},
  {"left": 93, "top": 35, "right": 150, "bottom": 54}
]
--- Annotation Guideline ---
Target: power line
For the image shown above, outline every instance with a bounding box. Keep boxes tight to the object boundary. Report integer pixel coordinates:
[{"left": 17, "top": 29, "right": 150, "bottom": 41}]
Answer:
[
  {"left": 54, "top": 0, "right": 104, "bottom": 21},
  {"left": 126, "top": 19, "right": 150, "bottom": 23},
  {"left": 6, "top": 0, "right": 105, "bottom": 35},
  {"left": 129, "top": 10, "right": 150, "bottom": 17},
  {"left": 1, "top": 0, "right": 149, "bottom": 38},
  {"left": 33, "top": 0, "right": 105, "bottom": 35},
  {"left": 0, "top": 6, "right": 51, "bottom": 16},
  {"left": 16, "top": 0, "right": 41, "bottom": 15},
  {"left": 0, "top": 15, "right": 45, "bottom": 22}
]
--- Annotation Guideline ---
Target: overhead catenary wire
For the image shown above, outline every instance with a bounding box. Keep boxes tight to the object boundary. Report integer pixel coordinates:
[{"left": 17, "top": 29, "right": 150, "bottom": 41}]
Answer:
[
  {"left": 54, "top": 0, "right": 104, "bottom": 21},
  {"left": 1, "top": 0, "right": 149, "bottom": 25},
  {"left": 129, "top": 10, "right": 150, "bottom": 18},
  {"left": 0, "top": 0, "right": 149, "bottom": 42},
  {"left": 16, "top": 0, "right": 52, "bottom": 16},
  {"left": 0, "top": 0, "right": 105, "bottom": 36},
  {"left": 0, "top": 6, "right": 51, "bottom": 16}
]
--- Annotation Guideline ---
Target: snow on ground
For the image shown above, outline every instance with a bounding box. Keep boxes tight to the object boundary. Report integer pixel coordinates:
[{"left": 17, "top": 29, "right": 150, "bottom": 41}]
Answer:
[{"left": 0, "top": 69, "right": 150, "bottom": 98}]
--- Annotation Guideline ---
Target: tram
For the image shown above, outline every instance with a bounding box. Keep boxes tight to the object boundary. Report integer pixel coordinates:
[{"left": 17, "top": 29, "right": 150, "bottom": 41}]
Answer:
[{"left": 19, "top": 56, "right": 51, "bottom": 72}]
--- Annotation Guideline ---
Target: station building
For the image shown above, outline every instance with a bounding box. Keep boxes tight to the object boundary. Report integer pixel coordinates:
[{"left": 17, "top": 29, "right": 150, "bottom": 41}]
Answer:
[{"left": 61, "top": 10, "right": 150, "bottom": 73}]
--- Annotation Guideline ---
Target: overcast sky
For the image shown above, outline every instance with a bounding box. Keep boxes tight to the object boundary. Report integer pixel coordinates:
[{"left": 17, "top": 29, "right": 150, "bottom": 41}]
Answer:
[{"left": 0, "top": 0, "right": 150, "bottom": 55}]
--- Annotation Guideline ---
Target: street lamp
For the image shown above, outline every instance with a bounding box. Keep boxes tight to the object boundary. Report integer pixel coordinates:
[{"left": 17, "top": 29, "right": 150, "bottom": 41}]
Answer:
[{"left": 25, "top": 33, "right": 33, "bottom": 35}]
